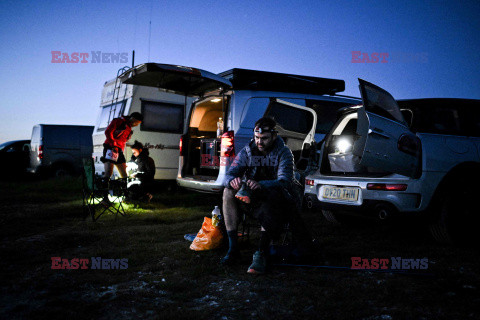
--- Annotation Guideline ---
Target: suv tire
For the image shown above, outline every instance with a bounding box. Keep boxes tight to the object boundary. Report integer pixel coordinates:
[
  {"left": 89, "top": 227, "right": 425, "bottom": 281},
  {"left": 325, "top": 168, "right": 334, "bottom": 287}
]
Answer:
[{"left": 429, "top": 176, "right": 478, "bottom": 245}]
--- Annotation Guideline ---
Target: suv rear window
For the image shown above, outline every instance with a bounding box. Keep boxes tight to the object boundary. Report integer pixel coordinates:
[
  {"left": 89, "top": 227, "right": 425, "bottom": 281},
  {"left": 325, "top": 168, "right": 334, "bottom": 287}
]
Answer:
[
  {"left": 306, "top": 100, "right": 356, "bottom": 134},
  {"left": 398, "top": 100, "right": 473, "bottom": 136}
]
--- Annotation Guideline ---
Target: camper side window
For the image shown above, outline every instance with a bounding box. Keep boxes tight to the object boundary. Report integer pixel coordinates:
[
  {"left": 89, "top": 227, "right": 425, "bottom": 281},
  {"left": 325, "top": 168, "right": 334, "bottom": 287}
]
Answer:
[
  {"left": 97, "top": 101, "right": 125, "bottom": 131},
  {"left": 141, "top": 101, "right": 184, "bottom": 133}
]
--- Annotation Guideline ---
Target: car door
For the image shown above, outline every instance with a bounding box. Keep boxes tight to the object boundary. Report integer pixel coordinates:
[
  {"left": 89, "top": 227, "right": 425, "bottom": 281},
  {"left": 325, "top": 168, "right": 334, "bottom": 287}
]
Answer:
[
  {"left": 352, "top": 79, "right": 421, "bottom": 178},
  {"left": 119, "top": 63, "right": 232, "bottom": 96},
  {"left": 265, "top": 98, "right": 317, "bottom": 170}
]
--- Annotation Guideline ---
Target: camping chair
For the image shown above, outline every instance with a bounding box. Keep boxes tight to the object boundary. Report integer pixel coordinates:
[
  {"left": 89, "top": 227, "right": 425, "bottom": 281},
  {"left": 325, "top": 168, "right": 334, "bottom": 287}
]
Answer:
[
  {"left": 82, "top": 158, "right": 127, "bottom": 221},
  {"left": 238, "top": 203, "right": 314, "bottom": 263}
]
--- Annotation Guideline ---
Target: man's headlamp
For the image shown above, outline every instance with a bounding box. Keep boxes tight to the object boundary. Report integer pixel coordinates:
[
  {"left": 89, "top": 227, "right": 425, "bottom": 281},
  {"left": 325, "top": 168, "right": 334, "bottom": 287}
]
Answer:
[{"left": 254, "top": 126, "right": 277, "bottom": 134}]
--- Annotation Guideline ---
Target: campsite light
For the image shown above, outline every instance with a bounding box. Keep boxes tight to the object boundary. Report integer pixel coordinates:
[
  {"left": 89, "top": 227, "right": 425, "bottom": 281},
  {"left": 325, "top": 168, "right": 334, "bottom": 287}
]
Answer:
[
  {"left": 126, "top": 162, "right": 138, "bottom": 176},
  {"left": 336, "top": 139, "right": 352, "bottom": 154}
]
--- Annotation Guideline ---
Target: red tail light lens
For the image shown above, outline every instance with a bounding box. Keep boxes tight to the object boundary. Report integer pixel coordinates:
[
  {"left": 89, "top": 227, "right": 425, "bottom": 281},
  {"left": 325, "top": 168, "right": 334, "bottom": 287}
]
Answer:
[
  {"left": 179, "top": 136, "right": 184, "bottom": 156},
  {"left": 38, "top": 145, "right": 44, "bottom": 159},
  {"left": 220, "top": 131, "right": 235, "bottom": 157},
  {"left": 305, "top": 179, "right": 314, "bottom": 186},
  {"left": 367, "top": 183, "right": 407, "bottom": 191}
]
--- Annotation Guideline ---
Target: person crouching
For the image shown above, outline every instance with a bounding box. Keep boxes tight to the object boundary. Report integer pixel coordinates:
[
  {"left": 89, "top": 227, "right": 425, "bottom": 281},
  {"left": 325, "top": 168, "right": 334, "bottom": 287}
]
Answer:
[{"left": 126, "top": 141, "right": 156, "bottom": 202}]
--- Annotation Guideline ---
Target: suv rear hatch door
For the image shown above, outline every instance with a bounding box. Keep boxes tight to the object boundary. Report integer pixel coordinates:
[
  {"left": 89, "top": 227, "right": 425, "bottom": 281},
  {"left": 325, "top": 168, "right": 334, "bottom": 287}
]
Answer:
[
  {"left": 353, "top": 79, "right": 421, "bottom": 178},
  {"left": 119, "top": 63, "right": 232, "bottom": 96}
]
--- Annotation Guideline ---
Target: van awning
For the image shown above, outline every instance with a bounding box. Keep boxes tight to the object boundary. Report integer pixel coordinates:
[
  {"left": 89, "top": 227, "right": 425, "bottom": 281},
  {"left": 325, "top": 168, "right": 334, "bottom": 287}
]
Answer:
[{"left": 119, "top": 63, "right": 232, "bottom": 97}]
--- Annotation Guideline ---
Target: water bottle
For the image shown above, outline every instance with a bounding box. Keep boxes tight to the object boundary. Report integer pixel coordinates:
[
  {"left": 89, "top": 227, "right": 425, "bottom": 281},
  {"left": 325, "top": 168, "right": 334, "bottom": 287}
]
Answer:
[
  {"left": 212, "top": 205, "right": 222, "bottom": 227},
  {"left": 216, "top": 117, "right": 224, "bottom": 138}
]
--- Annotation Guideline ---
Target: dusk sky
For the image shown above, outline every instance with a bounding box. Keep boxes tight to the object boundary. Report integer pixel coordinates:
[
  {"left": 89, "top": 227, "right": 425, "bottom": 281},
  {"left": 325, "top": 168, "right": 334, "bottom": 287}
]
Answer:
[{"left": 0, "top": 0, "right": 479, "bottom": 142}]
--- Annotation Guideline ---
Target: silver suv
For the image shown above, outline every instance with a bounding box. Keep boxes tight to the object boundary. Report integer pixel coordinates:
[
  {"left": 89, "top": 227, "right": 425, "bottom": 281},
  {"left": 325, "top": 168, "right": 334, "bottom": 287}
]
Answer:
[{"left": 305, "top": 79, "right": 480, "bottom": 244}]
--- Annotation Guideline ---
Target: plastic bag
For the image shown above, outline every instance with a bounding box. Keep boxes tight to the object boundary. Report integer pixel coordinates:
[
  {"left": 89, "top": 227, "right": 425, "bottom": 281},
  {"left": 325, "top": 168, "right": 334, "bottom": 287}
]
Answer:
[{"left": 190, "top": 217, "right": 224, "bottom": 251}]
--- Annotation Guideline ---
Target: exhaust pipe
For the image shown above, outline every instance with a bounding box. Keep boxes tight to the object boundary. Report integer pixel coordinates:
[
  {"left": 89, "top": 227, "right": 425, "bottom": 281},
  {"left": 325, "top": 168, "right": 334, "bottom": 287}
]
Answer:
[
  {"left": 304, "top": 196, "right": 314, "bottom": 209},
  {"left": 375, "top": 205, "right": 391, "bottom": 220},
  {"left": 307, "top": 198, "right": 314, "bottom": 209},
  {"left": 378, "top": 208, "right": 389, "bottom": 220}
]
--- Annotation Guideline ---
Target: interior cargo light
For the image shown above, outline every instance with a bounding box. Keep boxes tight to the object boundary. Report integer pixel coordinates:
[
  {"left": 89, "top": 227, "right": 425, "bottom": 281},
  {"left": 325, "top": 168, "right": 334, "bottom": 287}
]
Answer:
[
  {"left": 220, "top": 131, "right": 235, "bottom": 157},
  {"left": 211, "top": 98, "right": 222, "bottom": 103},
  {"left": 336, "top": 139, "right": 352, "bottom": 154},
  {"left": 305, "top": 179, "right": 315, "bottom": 186},
  {"left": 367, "top": 183, "right": 407, "bottom": 191}
]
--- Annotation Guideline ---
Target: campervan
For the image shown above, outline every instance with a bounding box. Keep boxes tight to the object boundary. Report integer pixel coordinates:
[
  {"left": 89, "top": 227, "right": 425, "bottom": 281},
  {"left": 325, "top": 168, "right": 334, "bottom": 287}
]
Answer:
[
  {"left": 91, "top": 77, "right": 194, "bottom": 180},
  {"left": 120, "top": 63, "right": 361, "bottom": 193}
]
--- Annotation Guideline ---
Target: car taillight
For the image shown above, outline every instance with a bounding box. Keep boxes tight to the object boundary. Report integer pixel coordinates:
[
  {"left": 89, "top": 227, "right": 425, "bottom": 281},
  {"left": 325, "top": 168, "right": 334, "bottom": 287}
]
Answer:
[
  {"left": 179, "top": 135, "right": 184, "bottom": 156},
  {"left": 38, "top": 145, "right": 43, "bottom": 159},
  {"left": 367, "top": 183, "right": 407, "bottom": 191},
  {"left": 305, "top": 179, "right": 314, "bottom": 186},
  {"left": 220, "top": 131, "right": 235, "bottom": 157}
]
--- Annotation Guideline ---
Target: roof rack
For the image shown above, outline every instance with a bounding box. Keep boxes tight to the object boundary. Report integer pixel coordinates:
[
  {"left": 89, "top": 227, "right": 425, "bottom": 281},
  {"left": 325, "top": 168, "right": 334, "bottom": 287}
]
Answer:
[{"left": 218, "top": 68, "right": 345, "bottom": 95}]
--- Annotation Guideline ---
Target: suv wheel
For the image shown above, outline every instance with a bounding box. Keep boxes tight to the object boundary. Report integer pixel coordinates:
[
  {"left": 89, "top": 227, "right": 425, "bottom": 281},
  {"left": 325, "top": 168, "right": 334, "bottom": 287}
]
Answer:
[
  {"left": 53, "top": 164, "right": 72, "bottom": 178},
  {"left": 429, "top": 179, "right": 478, "bottom": 245}
]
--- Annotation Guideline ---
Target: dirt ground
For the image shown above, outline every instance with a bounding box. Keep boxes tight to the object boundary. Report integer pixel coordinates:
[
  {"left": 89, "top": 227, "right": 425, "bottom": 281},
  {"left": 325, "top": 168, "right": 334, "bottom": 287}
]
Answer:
[{"left": 0, "top": 178, "right": 479, "bottom": 320}]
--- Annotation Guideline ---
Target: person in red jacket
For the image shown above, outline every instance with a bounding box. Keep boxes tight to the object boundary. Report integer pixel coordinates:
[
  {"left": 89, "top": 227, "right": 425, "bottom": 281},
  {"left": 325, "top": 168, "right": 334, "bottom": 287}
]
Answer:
[{"left": 101, "top": 112, "right": 143, "bottom": 182}]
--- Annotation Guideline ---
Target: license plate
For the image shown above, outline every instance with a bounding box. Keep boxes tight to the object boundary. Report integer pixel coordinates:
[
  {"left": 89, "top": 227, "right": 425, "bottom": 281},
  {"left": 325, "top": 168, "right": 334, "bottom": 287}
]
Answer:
[{"left": 322, "top": 186, "right": 359, "bottom": 202}]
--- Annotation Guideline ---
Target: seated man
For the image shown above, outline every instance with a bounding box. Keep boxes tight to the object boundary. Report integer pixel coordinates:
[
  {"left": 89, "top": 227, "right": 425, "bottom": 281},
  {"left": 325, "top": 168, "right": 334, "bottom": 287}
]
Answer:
[
  {"left": 126, "top": 141, "right": 156, "bottom": 202},
  {"left": 221, "top": 117, "right": 310, "bottom": 274}
]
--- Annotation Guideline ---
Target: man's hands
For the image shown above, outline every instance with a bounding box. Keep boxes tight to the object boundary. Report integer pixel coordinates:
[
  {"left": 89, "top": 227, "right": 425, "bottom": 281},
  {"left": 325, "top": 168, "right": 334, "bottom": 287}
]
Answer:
[
  {"left": 229, "top": 177, "right": 242, "bottom": 190},
  {"left": 246, "top": 179, "right": 261, "bottom": 190},
  {"left": 229, "top": 177, "right": 261, "bottom": 191}
]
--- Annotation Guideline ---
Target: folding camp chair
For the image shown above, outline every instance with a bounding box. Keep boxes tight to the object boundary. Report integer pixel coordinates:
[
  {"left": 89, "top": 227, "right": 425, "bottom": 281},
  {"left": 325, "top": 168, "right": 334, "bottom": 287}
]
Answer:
[{"left": 82, "top": 158, "right": 127, "bottom": 221}]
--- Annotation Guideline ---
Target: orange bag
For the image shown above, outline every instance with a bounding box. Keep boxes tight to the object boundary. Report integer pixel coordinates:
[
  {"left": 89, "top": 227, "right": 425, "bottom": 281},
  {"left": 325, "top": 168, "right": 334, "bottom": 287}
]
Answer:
[{"left": 190, "top": 217, "right": 224, "bottom": 251}]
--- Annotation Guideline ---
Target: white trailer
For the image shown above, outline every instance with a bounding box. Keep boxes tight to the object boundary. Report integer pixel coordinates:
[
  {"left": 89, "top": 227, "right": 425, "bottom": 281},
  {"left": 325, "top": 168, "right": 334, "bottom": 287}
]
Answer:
[{"left": 92, "top": 77, "right": 194, "bottom": 180}]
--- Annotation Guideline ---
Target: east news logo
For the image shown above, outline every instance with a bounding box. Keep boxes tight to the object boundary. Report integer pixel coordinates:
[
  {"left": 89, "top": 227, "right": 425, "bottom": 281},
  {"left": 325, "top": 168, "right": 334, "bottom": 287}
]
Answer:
[
  {"left": 351, "top": 257, "right": 429, "bottom": 270},
  {"left": 51, "top": 51, "right": 128, "bottom": 63},
  {"left": 51, "top": 257, "right": 128, "bottom": 270}
]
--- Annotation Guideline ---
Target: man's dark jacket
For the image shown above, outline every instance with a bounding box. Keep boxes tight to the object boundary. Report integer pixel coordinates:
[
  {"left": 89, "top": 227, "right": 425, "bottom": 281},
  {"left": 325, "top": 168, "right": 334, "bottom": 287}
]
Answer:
[
  {"left": 224, "top": 136, "right": 303, "bottom": 209},
  {"left": 130, "top": 149, "right": 155, "bottom": 184}
]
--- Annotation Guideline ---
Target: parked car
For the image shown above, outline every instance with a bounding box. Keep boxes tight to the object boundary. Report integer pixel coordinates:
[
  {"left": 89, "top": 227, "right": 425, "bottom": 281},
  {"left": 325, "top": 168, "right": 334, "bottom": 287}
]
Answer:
[
  {"left": 91, "top": 75, "right": 194, "bottom": 180},
  {"left": 0, "top": 139, "right": 30, "bottom": 178},
  {"left": 28, "top": 124, "right": 94, "bottom": 177},
  {"left": 304, "top": 79, "right": 480, "bottom": 244},
  {"left": 120, "top": 63, "right": 360, "bottom": 193}
]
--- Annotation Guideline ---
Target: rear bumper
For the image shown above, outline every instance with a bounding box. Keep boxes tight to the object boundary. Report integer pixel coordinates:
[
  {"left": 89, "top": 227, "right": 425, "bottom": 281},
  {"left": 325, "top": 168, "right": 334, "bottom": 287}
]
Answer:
[
  {"left": 304, "top": 173, "right": 427, "bottom": 213},
  {"left": 176, "top": 155, "right": 228, "bottom": 193},
  {"left": 304, "top": 192, "right": 421, "bottom": 218},
  {"left": 176, "top": 176, "right": 225, "bottom": 193}
]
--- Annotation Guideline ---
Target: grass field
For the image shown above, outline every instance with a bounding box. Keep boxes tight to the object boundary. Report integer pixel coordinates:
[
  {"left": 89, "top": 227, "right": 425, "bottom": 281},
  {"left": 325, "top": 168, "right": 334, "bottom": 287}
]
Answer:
[{"left": 0, "top": 177, "right": 479, "bottom": 319}]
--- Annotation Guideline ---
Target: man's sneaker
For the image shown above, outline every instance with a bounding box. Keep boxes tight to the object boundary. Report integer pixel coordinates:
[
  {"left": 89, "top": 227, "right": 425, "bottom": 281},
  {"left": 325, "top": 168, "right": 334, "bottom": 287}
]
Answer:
[
  {"left": 247, "top": 251, "right": 266, "bottom": 274},
  {"left": 220, "top": 250, "right": 241, "bottom": 266},
  {"left": 235, "top": 184, "right": 252, "bottom": 204}
]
